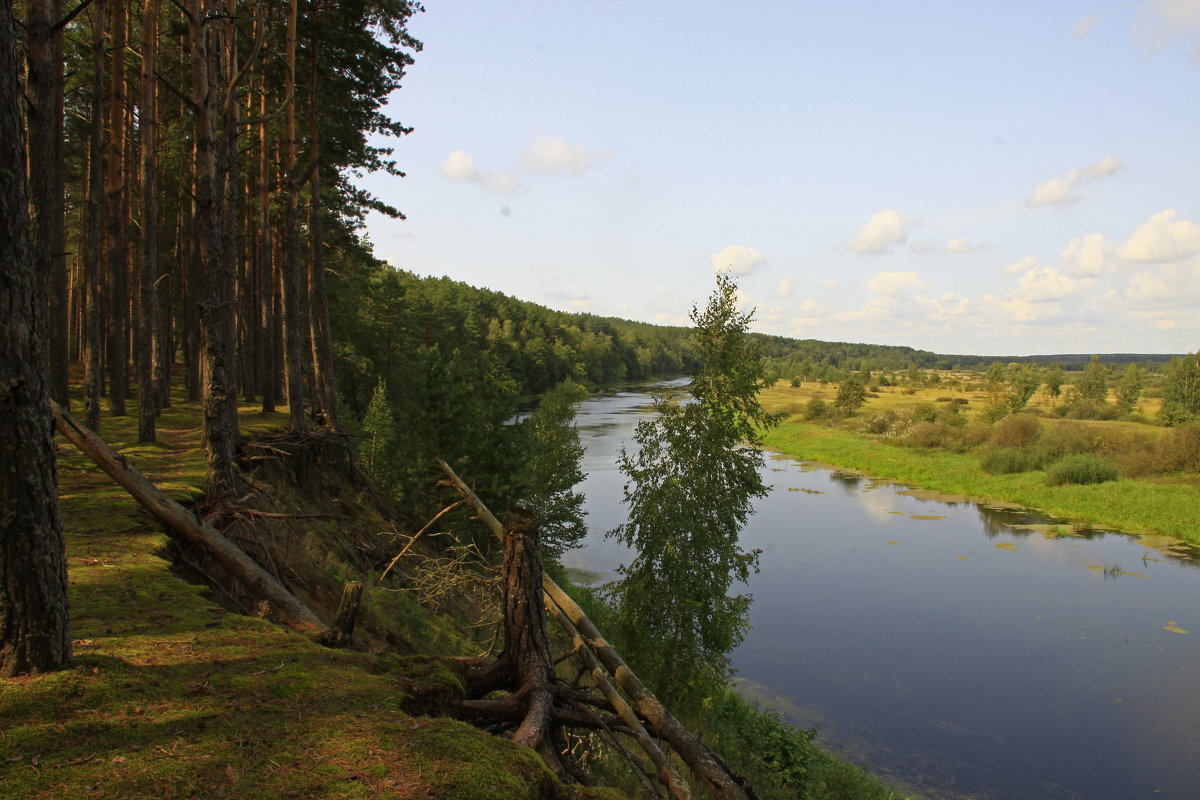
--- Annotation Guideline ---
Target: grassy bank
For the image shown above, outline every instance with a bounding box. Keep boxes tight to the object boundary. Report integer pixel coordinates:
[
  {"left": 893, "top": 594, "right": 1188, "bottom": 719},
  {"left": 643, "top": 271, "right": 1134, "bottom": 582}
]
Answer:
[
  {"left": 1, "top": 395, "right": 620, "bottom": 800},
  {"left": 760, "top": 381, "right": 1199, "bottom": 544}
]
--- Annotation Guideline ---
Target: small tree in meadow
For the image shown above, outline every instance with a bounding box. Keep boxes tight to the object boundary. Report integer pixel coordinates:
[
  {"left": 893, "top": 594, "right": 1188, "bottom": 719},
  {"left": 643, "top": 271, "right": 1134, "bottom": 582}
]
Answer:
[
  {"left": 1115, "top": 365, "right": 1142, "bottom": 416},
  {"left": 834, "top": 373, "right": 868, "bottom": 416}
]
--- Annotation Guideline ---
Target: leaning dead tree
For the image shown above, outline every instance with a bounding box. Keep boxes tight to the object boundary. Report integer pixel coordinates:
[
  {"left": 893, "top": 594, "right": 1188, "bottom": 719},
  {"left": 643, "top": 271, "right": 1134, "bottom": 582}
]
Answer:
[
  {"left": 50, "top": 400, "right": 330, "bottom": 638},
  {"left": 432, "top": 459, "right": 757, "bottom": 800}
]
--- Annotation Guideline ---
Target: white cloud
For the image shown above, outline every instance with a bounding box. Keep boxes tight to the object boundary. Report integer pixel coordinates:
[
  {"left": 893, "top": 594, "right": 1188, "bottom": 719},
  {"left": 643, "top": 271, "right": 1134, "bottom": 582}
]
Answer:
[
  {"left": 1126, "top": 271, "right": 1174, "bottom": 303},
  {"left": 1025, "top": 155, "right": 1123, "bottom": 208},
  {"left": 1016, "top": 265, "right": 1081, "bottom": 302},
  {"left": 1060, "top": 233, "right": 1111, "bottom": 275},
  {"left": 1136, "top": 0, "right": 1200, "bottom": 65},
  {"left": 777, "top": 278, "right": 796, "bottom": 297},
  {"left": 867, "top": 271, "right": 931, "bottom": 295},
  {"left": 944, "top": 237, "right": 975, "bottom": 254},
  {"left": 437, "top": 149, "right": 526, "bottom": 195},
  {"left": 1118, "top": 209, "right": 1200, "bottom": 262},
  {"left": 1001, "top": 256, "right": 1038, "bottom": 277},
  {"left": 518, "top": 135, "right": 600, "bottom": 175},
  {"left": 848, "top": 209, "right": 916, "bottom": 254},
  {"left": 711, "top": 245, "right": 766, "bottom": 275},
  {"left": 1073, "top": 14, "right": 1103, "bottom": 40}
]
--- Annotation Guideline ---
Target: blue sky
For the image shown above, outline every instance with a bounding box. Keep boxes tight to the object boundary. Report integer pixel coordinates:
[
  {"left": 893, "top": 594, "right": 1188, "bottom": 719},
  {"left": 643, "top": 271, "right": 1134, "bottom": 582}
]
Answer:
[{"left": 360, "top": 1, "right": 1200, "bottom": 356}]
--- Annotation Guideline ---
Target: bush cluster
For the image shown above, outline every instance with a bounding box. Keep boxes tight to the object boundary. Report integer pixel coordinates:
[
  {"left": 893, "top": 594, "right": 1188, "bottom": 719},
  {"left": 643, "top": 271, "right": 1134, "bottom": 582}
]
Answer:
[{"left": 1044, "top": 453, "right": 1121, "bottom": 486}]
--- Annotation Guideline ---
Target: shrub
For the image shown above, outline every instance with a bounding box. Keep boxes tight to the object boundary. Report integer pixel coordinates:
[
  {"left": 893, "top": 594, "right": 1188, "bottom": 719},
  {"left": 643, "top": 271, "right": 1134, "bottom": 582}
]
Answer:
[
  {"left": 858, "top": 409, "right": 897, "bottom": 435},
  {"left": 912, "top": 403, "right": 938, "bottom": 423},
  {"left": 803, "top": 396, "right": 829, "bottom": 420},
  {"left": 1030, "top": 422, "right": 1093, "bottom": 468},
  {"left": 981, "top": 447, "right": 1031, "bottom": 474},
  {"left": 1045, "top": 453, "right": 1120, "bottom": 486},
  {"left": 790, "top": 376, "right": 804, "bottom": 388},
  {"left": 905, "top": 421, "right": 960, "bottom": 449},
  {"left": 992, "top": 413, "right": 1042, "bottom": 448},
  {"left": 1154, "top": 422, "right": 1200, "bottom": 473},
  {"left": 963, "top": 421, "right": 993, "bottom": 447},
  {"left": 979, "top": 402, "right": 1008, "bottom": 424}
]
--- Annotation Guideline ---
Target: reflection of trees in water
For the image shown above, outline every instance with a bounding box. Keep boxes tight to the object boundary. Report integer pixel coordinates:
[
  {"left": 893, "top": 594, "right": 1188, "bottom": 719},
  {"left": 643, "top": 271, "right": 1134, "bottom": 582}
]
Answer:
[
  {"left": 975, "top": 505, "right": 1043, "bottom": 540},
  {"left": 827, "top": 470, "right": 863, "bottom": 491}
]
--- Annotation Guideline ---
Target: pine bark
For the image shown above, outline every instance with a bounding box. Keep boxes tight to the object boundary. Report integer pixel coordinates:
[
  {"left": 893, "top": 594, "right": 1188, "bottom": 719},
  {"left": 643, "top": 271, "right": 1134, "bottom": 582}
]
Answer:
[
  {"left": 136, "top": 0, "right": 161, "bottom": 442},
  {"left": 104, "top": 0, "right": 129, "bottom": 417},
  {"left": 25, "top": 0, "right": 65, "bottom": 408},
  {"left": 1, "top": 2, "right": 72, "bottom": 676},
  {"left": 281, "top": 0, "right": 305, "bottom": 432},
  {"left": 83, "top": 0, "right": 107, "bottom": 432},
  {"left": 188, "top": 0, "right": 238, "bottom": 503},
  {"left": 306, "top": 49, "right": 338, "bottom": 430},
  {"left": 256, "top": 77, "right": 275, "bottom": 413}
]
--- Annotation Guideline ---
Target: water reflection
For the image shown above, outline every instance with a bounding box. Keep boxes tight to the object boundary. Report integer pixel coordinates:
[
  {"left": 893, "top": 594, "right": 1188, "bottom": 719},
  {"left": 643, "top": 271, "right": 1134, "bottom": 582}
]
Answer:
[{"left": 570, "top": 381, "right": 1200, "bottom": 800}]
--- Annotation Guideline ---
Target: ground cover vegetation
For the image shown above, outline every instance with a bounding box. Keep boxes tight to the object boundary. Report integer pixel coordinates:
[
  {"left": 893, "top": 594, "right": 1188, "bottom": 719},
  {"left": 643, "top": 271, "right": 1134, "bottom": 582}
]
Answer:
[{"left": 759, "top": 353, "right": 1200, "bottom": 542}]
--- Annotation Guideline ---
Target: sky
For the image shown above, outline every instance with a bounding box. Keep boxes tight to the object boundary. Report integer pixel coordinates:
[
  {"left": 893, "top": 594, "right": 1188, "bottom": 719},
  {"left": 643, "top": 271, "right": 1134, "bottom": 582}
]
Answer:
[{"left": 359, "top": 1, "right": 1200, "bottom": 357}]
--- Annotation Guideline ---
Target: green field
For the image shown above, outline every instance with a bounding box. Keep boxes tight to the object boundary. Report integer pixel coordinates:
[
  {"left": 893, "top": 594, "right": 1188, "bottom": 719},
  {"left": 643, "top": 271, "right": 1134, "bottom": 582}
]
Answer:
[{"left": 760, "top": 381, "right": 1200, "bottom": 544}]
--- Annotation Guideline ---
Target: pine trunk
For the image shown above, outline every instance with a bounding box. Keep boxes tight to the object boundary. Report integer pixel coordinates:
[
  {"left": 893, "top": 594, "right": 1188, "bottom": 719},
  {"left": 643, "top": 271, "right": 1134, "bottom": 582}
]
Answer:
[
  {"left": 189, "top": 0, "right": 238, "bottom": 503},
  {"left": 306, "top": 53, "right": 338, "bottom": 430},
  {"left": 281, "top": 0, "right": 305, "bottom": 433},
  {"left": 136, "top": 0, "right": 161, "bottom": 442},
  {"left": 257, "top": 78, "right": 275, "bottom": 414},
  {"left": 83, "top": 0, "right": 107, "bottom": 433},
  {"left": 104, "top": 0, "right": 129, "bottom": 417},
  {"left": 0, "top": 2, "right": 72, "bottom": 676}
]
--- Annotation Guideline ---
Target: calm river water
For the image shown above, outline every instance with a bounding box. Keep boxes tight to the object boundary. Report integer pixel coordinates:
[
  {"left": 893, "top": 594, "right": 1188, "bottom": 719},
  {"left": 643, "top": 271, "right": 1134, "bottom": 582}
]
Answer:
[{"left": 561, "top": 380, "right": 1200, "bottom": 800}]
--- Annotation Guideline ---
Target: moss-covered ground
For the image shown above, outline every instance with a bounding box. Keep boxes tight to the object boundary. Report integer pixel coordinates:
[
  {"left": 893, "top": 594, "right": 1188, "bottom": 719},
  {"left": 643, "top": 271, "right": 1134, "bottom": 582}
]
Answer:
[{"left": 0, "top": 390, "right": 626, "bottom": 800}]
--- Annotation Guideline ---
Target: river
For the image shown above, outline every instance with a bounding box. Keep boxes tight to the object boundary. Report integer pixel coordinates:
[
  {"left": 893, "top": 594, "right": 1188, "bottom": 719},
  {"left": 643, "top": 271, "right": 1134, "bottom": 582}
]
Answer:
[{"left": 560, "top": 379, "right": 1200, "bottom": 800}]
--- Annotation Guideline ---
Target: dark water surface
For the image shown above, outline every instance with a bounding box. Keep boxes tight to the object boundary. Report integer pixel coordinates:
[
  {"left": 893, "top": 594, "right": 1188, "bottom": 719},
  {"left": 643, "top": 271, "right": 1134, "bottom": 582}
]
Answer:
[{"left": 563, "top": 380, "right": 1200, "bottom": 800}]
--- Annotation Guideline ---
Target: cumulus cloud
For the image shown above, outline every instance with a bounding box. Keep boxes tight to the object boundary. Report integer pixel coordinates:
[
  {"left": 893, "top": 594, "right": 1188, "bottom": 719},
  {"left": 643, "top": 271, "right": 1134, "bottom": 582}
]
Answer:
[
  {"left": 944, "top": 237, "right": 976, "bottom": 254},
  {"left": 777, "top": 278, "right": 796, "bottom": 298},
  {"left": 1118, "top": 209, "right": 1200, "bottom": 262},
  {"left": 1126, "top": 271, "right": 1174, "bottom": 303},
  {"left": 1025, "top": 155, "right": 1123, "bottom": 208},
  {"left": 1073, "top": 14, "right": 1102, "bottom": 40},
  {"left": 437, "top": 149, "right": 526, "bottom": 195},
  {"left": 518, "top": 135, "right": 603, "bottom": 175},
  {"left": 1060, "top": 233, "right": 1111, "bottom": 275},
  {"left": 1001, "top": 256, "right": 1038, "bottom": 277},
  {"left": 711, "top": 245, "right": 766, "bottom": 275},
  {"left": 1015, "top": 265, "right": 1081, "bottom": 302},
  {"left": 848, "top": 209, "right": 916, "bottom": 254},
  {"left": 867, "top": 271, "right": 931, "bottom": 295},
  {"left": 1136, "top": 0, "right": 1200, "bottom": 65}
]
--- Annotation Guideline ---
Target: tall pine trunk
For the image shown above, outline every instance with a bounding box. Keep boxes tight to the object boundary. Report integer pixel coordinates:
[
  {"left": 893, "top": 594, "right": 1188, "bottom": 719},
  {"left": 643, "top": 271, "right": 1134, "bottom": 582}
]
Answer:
[
  {"left": 188, "top": 0, "right": 237, "bottom": 503},
  {"left": 0, "top": 0, "right": 72, "bottom": 677},
  {"left": 83, "top": 0, "right": 107, "bottom": 432},
  {"left": 256, "top": 76, "right": 275, "bottom": 414},
  {"left": 104, "top": 0, "right": 129, "bottom": 416},
  {"left": 25, "top": 0, "right": 67, "bottom": 409},
  {"left": 136, "top": 0, "right": 161, "bottom": 442},
  {"left": 306, "top": 48, "right": 338, "bottom": 430},
  {"left": 281, "top": 0, "right": 305, "bottom": 433}
]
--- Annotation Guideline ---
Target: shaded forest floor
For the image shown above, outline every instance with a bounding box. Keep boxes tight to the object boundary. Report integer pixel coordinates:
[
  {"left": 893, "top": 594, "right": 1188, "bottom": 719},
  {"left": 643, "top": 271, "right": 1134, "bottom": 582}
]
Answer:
[{"left": 0, "top": 390, "right": 626, "bottom": 800}]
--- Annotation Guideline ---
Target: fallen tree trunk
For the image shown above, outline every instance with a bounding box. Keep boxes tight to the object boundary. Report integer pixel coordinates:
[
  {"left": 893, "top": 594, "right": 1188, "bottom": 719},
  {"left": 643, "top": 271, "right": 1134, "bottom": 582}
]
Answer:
[
  {"left": 51, "top": 400, "right": 330, "bottom": 637},
  {"left": 435, "top": 459, "right": 755, "bottom": 800}
]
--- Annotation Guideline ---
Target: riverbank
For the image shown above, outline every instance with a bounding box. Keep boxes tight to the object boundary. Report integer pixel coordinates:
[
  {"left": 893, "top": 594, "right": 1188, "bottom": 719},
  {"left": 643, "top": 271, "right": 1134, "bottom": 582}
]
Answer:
[{"left": 760, "top": 385, "right": 1199, "bottom": 544}]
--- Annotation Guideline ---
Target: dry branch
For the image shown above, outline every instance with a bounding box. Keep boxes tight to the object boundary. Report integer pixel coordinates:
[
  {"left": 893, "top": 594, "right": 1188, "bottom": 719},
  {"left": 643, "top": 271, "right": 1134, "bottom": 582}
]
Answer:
[
  {"left": 50, "top": 400, "right": 330, "bottom": 637},
  {"left": 435, "top": 458, "right": 756, "bottom": 800}
]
